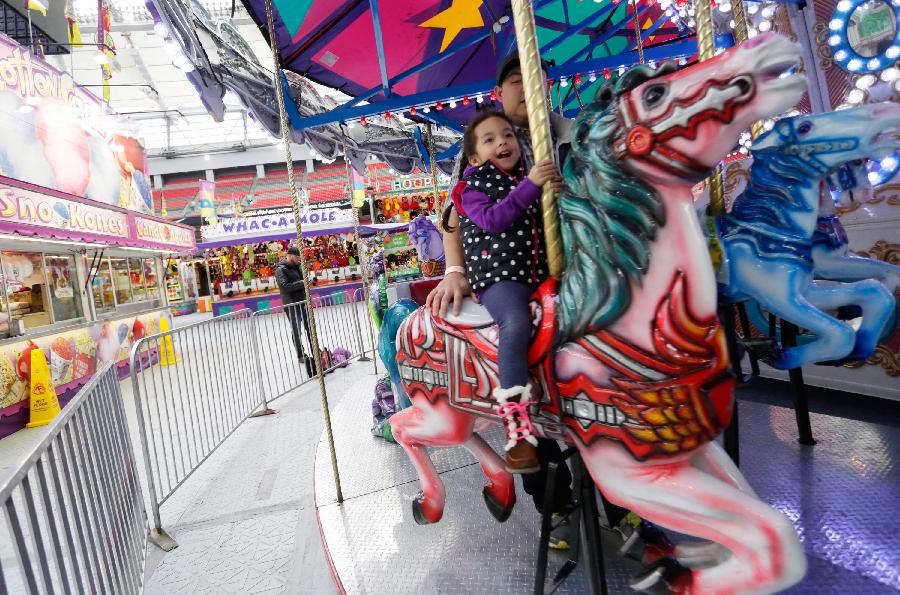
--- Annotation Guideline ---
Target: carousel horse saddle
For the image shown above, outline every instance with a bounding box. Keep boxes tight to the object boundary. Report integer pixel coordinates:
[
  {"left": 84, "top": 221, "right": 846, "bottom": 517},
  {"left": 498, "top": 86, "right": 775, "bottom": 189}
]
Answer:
[{"left": 435, "top": 282, "right": 557, "bottom": 367}]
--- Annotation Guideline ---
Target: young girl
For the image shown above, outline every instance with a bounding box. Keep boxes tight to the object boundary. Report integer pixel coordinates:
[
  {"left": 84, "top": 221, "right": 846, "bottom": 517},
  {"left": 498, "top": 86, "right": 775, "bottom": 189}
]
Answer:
[{"left": 452, "top": 110, "right": 560, "bottom": 473}]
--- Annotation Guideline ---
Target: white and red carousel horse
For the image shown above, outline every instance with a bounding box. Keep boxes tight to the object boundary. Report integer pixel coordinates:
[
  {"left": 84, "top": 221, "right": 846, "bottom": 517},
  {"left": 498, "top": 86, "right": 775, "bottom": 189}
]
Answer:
[{"left": 386, "top": 33, "right": 809, "bottom": 594}]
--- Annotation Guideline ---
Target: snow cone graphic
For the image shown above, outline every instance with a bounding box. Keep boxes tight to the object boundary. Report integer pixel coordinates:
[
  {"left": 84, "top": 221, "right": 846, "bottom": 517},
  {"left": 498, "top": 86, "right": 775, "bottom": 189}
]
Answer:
[
  {"left": 72, "top": 330, "right": 96, "bottom": 379},
  {"left": 50, "top": 336, "right": 75, "bottom": 386}
]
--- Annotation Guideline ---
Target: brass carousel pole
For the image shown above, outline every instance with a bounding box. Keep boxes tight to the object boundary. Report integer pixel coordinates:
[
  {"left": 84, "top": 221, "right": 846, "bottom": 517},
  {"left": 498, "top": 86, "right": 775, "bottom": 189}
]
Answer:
[
  {"left": 425, "top": 122, "right": 442, "bottom": 216},
  {"left": 342, "top": 138, "right": 379, "bottom": 374},
  {"left": 695, "top": 0, "right": 726, "bottom": 217},
  {"left": 731, "top": 2, "right": 766, "bottom": 141},
  {"left": 263, "top": 0, "right": 343, "bottom": 503},
  {"left": 510, "top": 0, "right": 563, "bottom": 277}
]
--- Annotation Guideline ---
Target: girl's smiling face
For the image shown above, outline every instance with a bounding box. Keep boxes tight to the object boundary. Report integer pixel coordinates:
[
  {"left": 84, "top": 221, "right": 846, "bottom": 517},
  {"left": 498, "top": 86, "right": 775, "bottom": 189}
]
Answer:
[{"left": 468, "top": 115, "right": 521, "bottom": 172}]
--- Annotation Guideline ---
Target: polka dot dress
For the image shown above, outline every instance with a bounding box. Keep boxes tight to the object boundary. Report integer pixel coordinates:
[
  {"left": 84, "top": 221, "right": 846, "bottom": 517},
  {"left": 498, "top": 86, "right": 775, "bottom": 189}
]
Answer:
[{"left": 458, "top": 161, "right": 549, "bottom": 291}]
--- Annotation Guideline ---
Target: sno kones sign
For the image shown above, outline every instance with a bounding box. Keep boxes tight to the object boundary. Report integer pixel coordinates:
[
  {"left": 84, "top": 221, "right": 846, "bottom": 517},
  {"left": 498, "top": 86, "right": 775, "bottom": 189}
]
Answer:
[{"left": 200, "top": 208, "right": 356, "bottom": 242}]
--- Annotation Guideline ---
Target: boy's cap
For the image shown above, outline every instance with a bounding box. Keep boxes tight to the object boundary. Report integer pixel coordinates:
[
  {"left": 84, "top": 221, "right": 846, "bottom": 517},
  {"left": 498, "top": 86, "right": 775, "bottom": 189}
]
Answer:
[
  {"left": 287, "top": 246, "right": 301, "bottom": 256},
  {"left": 496, "top": 51, "right": 551, "bottom": 85}
]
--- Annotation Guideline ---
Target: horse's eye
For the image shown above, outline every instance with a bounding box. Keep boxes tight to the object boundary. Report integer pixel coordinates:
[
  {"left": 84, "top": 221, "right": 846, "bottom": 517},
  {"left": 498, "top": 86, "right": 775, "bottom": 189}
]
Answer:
[
  {"left": 643, "top": 84, "right": 667, "bottom": 108},
  {"left": 797, "top": 121, "right": 813, "bottom": 134}
]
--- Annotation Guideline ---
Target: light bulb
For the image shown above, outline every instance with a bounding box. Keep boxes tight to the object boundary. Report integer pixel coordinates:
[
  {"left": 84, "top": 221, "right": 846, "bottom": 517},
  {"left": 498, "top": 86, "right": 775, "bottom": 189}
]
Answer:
[
  {"left": 762, "top": 6, "right": 776, "bottom": 18},
  {"left": 847, "top": 88, "right": 865, "bottom": 103},
  {"left": 867, "top": 58, "right": 882, "bottom": 69},
  {"left": 834, "top": 49, "right": 848, "bottom": 61},
  {"left": 748, "top": 4, "right": 758, "bottom": 14},
  {"left": 476, "top": 93, "right": 484, "bottom": 103},
  {"left": 880, "top": 67, "right": 899, "bottom": 82},
  {"left": 847, "top": 58, "right": 862, "bottom": 71},
  {"left": 759, "top": 21, "right": 771, "bottom": 32},
  {"left": 886, "top": 45, "right": 900, "bottom": 59},
  {"left": 828, "top": 35, "right": 841, "bottom": 46},
  {"left": 829, "top": 18, "right": 843, "bottom": 30},
  {"left": 560, "top": 77, "right": 568, "bottom": 88},
  {"left": 423, "top": 106, "right": 430, "bottom": 113},
  {"left": 449, "top": 100, "right": 457, "bottom": 108},
  {"left": 836, "top": 0, "right": 852, "bottom": 11}
]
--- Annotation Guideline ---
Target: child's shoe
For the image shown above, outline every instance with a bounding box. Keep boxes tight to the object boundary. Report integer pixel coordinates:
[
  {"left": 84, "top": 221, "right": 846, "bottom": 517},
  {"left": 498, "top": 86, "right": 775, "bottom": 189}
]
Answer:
[{"left": 494, "top": 385, "right": 540, "bottom": 474}]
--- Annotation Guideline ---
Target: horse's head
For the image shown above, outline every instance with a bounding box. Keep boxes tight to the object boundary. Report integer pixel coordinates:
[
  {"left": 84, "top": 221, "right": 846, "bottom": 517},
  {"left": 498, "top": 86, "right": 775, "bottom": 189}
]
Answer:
[
  {"left": 596, "top": 33, "right": 805, "bottom": 186},
  {"left": 753, "top": 102, "right": 900, "bottom": 176}
]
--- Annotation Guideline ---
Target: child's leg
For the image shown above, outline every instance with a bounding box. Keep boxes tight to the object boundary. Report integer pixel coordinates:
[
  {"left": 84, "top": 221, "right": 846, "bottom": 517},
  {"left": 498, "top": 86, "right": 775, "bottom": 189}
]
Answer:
[
  {"left": 479, "top": 281, "right": 535, "bottom": 389},
  {"left": 479, "top": 281, "right": 540, "bottom": 473}
]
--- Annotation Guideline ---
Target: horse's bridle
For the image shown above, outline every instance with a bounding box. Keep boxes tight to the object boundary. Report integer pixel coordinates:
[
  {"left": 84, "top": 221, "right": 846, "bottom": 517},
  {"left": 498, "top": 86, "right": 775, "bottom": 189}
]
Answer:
[
  {"left": 613, "top": 77, "right": 757, "bottom": 180},
  {"left": 771, "top": 119, "right": 860, "bottom": 176}
]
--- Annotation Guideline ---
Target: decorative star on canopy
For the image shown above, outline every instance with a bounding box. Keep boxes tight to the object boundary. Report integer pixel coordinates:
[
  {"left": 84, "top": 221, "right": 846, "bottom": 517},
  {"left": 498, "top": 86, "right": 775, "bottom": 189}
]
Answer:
[{"left": 419, "top": 0, "right": 485, "bottom": 53}]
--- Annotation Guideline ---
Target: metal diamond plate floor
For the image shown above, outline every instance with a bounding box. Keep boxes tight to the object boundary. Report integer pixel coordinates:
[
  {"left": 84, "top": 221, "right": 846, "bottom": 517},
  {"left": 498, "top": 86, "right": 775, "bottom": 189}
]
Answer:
[{"left": 315, "top": 378, "right": 900, "bottom": 594}]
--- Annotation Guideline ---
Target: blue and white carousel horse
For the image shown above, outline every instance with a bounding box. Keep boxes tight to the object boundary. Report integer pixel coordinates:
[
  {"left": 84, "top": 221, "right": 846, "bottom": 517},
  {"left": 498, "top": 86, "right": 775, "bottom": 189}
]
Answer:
[
  {"left": 715, "top": 102, "right": 900, "bottom": 369},
  {"left": 815, "top": 159, "right": 900, "bottom": 292}
]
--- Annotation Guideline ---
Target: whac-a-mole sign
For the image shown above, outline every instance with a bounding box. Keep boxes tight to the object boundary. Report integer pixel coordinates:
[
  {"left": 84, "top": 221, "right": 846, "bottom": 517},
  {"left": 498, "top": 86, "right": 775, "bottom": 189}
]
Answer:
[{"left": 200, "top": 207, "right": 355, "bottom": 241}]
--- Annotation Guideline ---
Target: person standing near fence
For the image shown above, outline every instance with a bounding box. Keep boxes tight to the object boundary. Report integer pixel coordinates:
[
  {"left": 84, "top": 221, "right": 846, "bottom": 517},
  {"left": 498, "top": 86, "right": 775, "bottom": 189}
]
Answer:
[{"left": 276, "top": 246, "right": 315, "bottom": 376}]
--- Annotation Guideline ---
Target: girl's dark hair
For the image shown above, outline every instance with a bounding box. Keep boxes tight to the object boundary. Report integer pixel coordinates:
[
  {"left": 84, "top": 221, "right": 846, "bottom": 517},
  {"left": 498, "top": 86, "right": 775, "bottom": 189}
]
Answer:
[{"left": 442, "top": 109, "right": 516, "bottom": 232}]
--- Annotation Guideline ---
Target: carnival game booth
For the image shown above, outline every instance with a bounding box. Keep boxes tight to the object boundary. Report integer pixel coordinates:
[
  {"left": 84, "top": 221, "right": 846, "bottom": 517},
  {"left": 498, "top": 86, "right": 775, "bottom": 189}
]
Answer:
[
  {"left": 0, "top": 176, "right": 196, "bottom": 438},
  {"left": 372, "top": 168, "right": 450, "bottom": 223},
  {"left": 199, "top": 206, "right": 372, "bottom": 316}
]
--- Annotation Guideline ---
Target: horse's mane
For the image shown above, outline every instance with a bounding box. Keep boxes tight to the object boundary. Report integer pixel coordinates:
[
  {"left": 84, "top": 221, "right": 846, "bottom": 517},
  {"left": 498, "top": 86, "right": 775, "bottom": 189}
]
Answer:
[
  {"left": 557, "top": 64, "right": 670, "bottom": 342},
  {"left": 729, "top": 142, "right": 817, "bottom": 237}
]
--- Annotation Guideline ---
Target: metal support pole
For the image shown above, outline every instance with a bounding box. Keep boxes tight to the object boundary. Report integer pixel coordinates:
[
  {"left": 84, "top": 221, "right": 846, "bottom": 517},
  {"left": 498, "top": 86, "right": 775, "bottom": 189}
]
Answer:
[
  {"left": 780, "top": 321, "right": 816, "bottom": 446},
  {"left": 736, "top": 303, "right": 761, "bottom": 376},
  {"left": 343, "top": 138, "right": 377, "bottom": 370},
  {"left": 425, "top": 122, "right": 441, "bottom": 216},
  {"left": 263, "top": 0, "right": 343, "bottom": 503},
  {"left": 630, "top": 0, "right": 645, "bottom": 65},
  {"left": 534, "top": 461, "right": 560, "bottom": 595},
  {"left": 578, "top": 456, "right": 607, "bottom": 595},
  {"left": 718, "top": 303, "right": 742, "bottom": 465},
  {"left": 510, "top": 0, "right": 563, "bottom": 277}
]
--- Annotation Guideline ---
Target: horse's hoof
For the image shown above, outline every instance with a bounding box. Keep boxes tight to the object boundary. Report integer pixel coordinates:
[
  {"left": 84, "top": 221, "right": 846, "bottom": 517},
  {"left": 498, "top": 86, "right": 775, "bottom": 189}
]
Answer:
[
  {"left": 482, "top": 487, "right": 514, "bottom": 522},
  {"left": 630, "top": 556, "right": 693, "bottom": 594},
  {"left": 411, "top": 492, "right": 442, "bottom": 525}
]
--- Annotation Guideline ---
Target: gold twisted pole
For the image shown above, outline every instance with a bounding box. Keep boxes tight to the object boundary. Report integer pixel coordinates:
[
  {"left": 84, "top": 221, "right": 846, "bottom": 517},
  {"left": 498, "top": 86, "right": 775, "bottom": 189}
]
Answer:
[
  {"left": 342, "top": 137, "right": 379, "bottom": 375},
  {"left": 695, "top": 0, "right": 726, "bottom": 216},
  {"left": 425, "top": 122, "right": 441, "bottom": 216},
  {"left": 510, "top": 0, "right": 563, "bottom": 277},
  {"left": 731, "top": 1, "right": 766, "bottom": 140},
  {"left": 263, "top": 0, "right": 343, "bottom": 503}
]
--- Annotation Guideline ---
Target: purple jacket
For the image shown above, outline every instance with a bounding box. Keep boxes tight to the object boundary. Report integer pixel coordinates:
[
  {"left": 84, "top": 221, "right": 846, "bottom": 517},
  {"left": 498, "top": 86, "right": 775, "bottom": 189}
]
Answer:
[{"left": 459, "top": 164, "right": 541, "bottom": 234}]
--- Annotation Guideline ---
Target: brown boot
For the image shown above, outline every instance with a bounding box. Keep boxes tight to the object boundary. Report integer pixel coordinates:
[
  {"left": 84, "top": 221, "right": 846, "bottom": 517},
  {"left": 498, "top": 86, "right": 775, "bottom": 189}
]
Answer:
[
  {"left": 506, "top": 439, "right": 540, "bottom": 474},
  {"left": 494, "top": 385, "right": 541, "bottom": 475}
]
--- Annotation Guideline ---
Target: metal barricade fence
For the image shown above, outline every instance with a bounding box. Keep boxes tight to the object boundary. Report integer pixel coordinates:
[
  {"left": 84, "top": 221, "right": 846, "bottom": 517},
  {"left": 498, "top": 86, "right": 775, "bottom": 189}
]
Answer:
[
  {"left": 0, "top": 363, "right": 147, "bottom": 594},
  {"left": 251, "top": 290, "right": 376, "bottom": 403},
  {"left": 129, "top": 295, "right": 376, "bottom": 548},
  {"left": 129, "top": 309, "right": 271, "bottom": 550}
]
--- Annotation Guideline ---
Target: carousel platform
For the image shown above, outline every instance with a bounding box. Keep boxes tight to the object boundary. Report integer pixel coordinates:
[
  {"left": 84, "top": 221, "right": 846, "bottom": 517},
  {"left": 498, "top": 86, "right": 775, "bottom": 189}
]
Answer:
[{"left": 314, "top": 374, "right": 900, "bottom": 594}]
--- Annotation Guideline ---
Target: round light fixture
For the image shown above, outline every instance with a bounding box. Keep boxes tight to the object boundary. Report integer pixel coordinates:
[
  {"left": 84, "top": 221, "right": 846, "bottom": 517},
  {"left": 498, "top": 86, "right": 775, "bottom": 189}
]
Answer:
[{"left": 829, "top": 0, "right": 900, "bottom": 74}]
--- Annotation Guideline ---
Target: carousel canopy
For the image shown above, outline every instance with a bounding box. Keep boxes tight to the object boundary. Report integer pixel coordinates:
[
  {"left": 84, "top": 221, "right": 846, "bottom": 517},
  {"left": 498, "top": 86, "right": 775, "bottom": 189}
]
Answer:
[{"left": 240, "top": 0, "right": 715, "bottom": 129}]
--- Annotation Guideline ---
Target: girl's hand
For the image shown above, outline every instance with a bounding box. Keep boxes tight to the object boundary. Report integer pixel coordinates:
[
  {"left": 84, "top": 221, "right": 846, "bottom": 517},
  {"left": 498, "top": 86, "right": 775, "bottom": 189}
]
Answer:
[{"left": 528, "top": 160, "right": 558, "bottom": 187}]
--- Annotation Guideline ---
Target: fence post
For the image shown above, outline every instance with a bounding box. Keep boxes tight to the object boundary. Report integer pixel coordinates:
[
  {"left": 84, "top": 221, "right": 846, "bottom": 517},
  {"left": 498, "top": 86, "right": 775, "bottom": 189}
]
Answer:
[
  {"left": 129, "top": 339, "right": 178, "bottom": 552},
  {"left": 350, "top": 292, "right": 371, "bottom": 362},
  {"left": 248, "top": 310, "right": 277, "bottom": 417}
]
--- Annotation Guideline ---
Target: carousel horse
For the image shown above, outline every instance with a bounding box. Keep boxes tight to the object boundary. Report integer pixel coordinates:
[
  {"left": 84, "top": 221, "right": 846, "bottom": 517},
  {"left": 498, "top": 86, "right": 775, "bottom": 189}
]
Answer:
[
  {"left": 408, "top": 214, "right": 445, "bottom": 277},
  {"left": 815, "top": 159, "right": 900, "bottom": 292},
  {"left": 387, "top": 33, "right": 808, "bottom": 594},
  {"left": 715, "top": 102, "right": 900, "bottom": 369}
]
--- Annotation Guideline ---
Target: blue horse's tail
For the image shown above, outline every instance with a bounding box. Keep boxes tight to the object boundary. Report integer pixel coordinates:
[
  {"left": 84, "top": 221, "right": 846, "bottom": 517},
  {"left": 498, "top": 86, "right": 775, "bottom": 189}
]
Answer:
[{"left": 377, "top": 299, "right": 418, "bottom": 410}]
